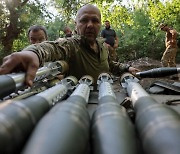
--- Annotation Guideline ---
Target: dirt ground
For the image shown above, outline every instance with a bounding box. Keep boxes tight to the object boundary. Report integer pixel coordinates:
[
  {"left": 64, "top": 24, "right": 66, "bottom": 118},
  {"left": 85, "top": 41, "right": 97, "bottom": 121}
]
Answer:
[
  {"left": 126, "top": 57, "right": 180, "bottom": 89},
  {"left": 111, "top": 57, "right": 180, "bottom": 111},
  {"left": 112, "top": 57, "right": 180, "bottom": 91}
]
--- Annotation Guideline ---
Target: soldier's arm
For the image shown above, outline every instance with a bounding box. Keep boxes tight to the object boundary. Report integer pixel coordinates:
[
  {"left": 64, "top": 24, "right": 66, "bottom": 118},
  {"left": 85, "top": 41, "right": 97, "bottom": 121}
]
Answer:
[
  {"left": 0, "top": 39, "right": 73, "bottom": 86},
  {"left": 113, "top": 30, "right": 119, "bottom": 48},
  {"left": 23, "top": 40, "right": 73, "bottom": 67},
  {"left": 170, "top": 29, "right": 177, "bottom": 43},
  {"left": 101, "top": 30, "right": 105, "bottom": 38},
  {"left": 114, "top": 36, "right": 119, "bottom": 48},
  {"left": 109, "top": 59, "right": 139, "bottom": 76}
]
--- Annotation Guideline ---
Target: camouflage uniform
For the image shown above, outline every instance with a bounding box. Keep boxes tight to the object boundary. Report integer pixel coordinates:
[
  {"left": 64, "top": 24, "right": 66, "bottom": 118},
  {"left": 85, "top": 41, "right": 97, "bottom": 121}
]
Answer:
[
  {"left": 161, "top": 47, "right": 177, "bottom": 67},
  {"left": 23, "top": 35, "right": 129, "bottom": 82},
  {"left": 161, "top": 27, "right": 178, "bottom": 67},
  {"left": 107, "top": 45, "right": 119, "bottom": 62}
]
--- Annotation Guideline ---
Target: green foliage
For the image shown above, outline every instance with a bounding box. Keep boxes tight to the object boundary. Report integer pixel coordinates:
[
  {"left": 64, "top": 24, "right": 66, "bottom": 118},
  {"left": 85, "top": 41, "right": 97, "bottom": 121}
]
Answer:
[
  {"left": 0, "top": 0, "right": 52, "bottom": 57},
  {"left": 97, "top": 0, "right": 180, "bottom": 62},
  {"left": 46, "top": 17, "right": 75, "bottom": 41},
  {"left": 51, "top": 0, "right": 83, "bottom": 23},
  {"left": 46, "top": 18, "right": 65, "bottom": 41},
  {"left": 12, "top": 29, "right": 29, "bottom": 51}
]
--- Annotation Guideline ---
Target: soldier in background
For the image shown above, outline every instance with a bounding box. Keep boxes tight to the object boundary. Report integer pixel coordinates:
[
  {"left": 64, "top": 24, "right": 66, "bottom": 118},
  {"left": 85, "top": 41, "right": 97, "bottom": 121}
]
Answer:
[
  {"left": 160, "top": 23, "right": 178, "bottom": 67},
  {"left": 28, "top": 25, "right": 48, "bottom": 44},
  {"left": 101, "top": 20, "right": 119, "bottom": 61},
  {"left": 63, "top": 27, "right": 72, "bottom": 37}
]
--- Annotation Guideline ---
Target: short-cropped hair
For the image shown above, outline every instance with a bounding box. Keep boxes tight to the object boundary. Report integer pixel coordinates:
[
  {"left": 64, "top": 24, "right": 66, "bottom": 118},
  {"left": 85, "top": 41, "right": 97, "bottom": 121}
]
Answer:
[{"left": 28, "top": 25, "right": 48, "bottom": 39}]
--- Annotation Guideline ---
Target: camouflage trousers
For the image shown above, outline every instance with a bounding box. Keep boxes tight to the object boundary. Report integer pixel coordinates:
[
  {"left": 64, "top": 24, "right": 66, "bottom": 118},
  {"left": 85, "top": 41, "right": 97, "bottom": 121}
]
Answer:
[
  {"left": 161, "top": 47, "right": 177, "bottom": 67},
  {"left": 108, "top": 46, "right": 118, "bottom": 62}
]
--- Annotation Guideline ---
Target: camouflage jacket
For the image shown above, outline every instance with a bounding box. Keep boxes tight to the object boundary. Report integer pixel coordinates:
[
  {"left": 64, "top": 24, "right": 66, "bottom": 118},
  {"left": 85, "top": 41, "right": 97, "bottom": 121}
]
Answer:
[{"left": 23, "top": 35, "right": 129, "bottom": 82}]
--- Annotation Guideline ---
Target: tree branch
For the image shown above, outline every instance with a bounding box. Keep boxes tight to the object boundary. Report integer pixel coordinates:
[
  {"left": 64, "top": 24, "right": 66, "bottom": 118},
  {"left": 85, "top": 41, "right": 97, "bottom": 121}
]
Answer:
[{"left": 21, "top": 0, "right": 29, "bottom": 7}]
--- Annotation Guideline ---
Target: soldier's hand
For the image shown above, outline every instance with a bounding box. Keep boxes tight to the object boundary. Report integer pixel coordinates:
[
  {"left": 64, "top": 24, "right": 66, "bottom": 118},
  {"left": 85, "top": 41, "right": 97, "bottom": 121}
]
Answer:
[
  {"left": 104, "top": 43, "right": 111, "bottom": 48},
  {"left": 128, "top": 67, "right": 140, "bottom": 75},
  {"left": 0, "top": 51, "right": 40, "bottom": 87},
  {"left": 114, "top": 43, "right": 118, "bottom": 48}
]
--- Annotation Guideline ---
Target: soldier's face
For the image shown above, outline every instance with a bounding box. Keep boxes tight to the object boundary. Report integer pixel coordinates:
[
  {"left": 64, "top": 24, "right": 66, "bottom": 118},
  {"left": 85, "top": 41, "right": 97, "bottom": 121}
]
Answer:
[
  {"left": 105, "top": 21, "right": 110, "bottom": 28},
  {"left": 29, "top": 30, "right": 47, "bottom": 44},
  {"left": 161, "top": 26, "right": 168, "bottom": 31},
  {"left": 75, "top": 6, "right": 101, "bottom": 43}
]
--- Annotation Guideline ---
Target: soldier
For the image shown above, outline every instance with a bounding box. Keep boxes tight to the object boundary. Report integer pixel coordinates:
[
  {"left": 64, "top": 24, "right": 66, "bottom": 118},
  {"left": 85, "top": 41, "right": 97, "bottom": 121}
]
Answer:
[
  {"left": 101, "top": 20, "right": 119, "bottom": 61},
  {"left": 28, "top": 25, "right": 48, "bottom": 44},
  {"left": 0, "top": 4, "right": 139, "bottom": 87},
  {"left": 63, "top": 27, "right": 72, "bottom": 37},
  {"left": 160, "top": 23, "right": 178, "bottom": 67}
]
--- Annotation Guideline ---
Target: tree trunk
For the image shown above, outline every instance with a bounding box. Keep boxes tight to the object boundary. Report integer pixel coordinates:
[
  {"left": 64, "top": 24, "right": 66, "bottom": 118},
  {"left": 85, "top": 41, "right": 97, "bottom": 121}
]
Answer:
[{"left": 0, "top": 0, "right": 28, "bottom": 56}]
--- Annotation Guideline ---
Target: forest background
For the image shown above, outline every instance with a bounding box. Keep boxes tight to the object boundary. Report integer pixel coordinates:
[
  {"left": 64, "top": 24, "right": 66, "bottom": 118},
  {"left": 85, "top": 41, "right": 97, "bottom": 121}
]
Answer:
[{"left": 0, "top": 0, "right": 180, "bottom": 63}]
